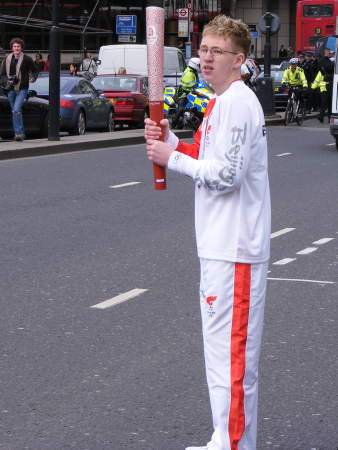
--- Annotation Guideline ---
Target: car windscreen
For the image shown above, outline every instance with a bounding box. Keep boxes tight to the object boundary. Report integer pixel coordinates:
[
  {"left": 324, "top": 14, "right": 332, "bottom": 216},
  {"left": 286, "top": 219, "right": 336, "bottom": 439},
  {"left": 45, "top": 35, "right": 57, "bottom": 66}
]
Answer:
[
  {"left": 92, "top": 77, "right": 137, "bottom": 91},
  {"left": 258, "top": 70, "right": 284, "bottom": 82},
  {"left": 29, "top": 77, "right": 71, "bottom": 94}
]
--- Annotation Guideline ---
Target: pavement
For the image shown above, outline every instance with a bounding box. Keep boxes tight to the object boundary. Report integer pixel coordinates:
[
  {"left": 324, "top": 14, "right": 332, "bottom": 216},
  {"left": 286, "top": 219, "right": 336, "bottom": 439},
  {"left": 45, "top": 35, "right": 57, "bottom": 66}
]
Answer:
[{"left": 0, "top": 111, "right": 319, "bottom": 161}]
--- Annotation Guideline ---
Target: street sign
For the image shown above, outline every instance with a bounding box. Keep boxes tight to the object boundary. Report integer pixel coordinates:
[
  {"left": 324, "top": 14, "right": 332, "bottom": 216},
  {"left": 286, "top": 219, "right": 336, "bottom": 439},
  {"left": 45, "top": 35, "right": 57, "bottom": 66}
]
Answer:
[
  {"left": 116, "top": 15, "right": 137, "bottom": 35},
  {"left": 187, "top": 3, "right": 192, "bottom": 9},
  {"left": 178, "top": 8, "right": 188, "bottom": 19},
  {"left": 178, "top": 19, "right": 189, "bottom": 37},
  {"left": 118, "top": 34, "right": 136, "bottom": 43}
]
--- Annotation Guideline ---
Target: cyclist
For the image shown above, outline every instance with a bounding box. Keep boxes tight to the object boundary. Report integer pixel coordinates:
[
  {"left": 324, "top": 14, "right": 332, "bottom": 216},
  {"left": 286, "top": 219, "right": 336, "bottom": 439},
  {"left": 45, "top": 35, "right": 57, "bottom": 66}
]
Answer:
[{"left": 282, "top": 57, "right": 308, "bottom": 108}]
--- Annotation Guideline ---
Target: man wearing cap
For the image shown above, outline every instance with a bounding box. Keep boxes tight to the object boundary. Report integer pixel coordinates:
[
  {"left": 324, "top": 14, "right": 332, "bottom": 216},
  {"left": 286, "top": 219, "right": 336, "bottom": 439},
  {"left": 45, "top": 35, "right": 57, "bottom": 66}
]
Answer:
[
  {"left": 318, "top": 47, "right": 334, "bottom": 117},
  {"left": 297, "top": 53, "right": 306, "bottom": 69},
  {"left": 303, "top": 51, "right": 319, "bottom": 112}
]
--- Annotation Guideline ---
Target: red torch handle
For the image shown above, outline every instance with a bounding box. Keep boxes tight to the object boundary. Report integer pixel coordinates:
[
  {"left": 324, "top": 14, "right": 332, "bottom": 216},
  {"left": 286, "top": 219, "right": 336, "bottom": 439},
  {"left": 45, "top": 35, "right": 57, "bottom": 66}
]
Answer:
[{"left": 149, "top": 100, "right": 167, "bottom": 190}]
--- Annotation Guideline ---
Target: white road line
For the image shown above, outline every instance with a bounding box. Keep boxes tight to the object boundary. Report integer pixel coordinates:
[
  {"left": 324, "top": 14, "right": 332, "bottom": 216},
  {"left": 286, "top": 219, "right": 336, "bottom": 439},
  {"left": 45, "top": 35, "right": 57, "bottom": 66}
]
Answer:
[
  {"left": 270, "top": 228, "right": 296, "bottom": 239},
  {"left": 296, "top": 247, "right": 318, "bottom": 255},
  {"left": 110, "top": 181, "right": 141, "bottom": 189},
  {"left": 273, "top": 258, "right": 296, "bottom": 265},
  {"left": 90, "top": 288, "right": 148, "bottom": 309},
  {"left": 268, "top": 277, "right": 335, "bottom": 285},
  {"left": 326, "top": 143, "right": 335, "bottom": 146},
  {"left": 312, "top": 237, "right": 335, "bottom": 245},
  {"left": 276, "top": 152, "right": 293, "bottom": 157}
]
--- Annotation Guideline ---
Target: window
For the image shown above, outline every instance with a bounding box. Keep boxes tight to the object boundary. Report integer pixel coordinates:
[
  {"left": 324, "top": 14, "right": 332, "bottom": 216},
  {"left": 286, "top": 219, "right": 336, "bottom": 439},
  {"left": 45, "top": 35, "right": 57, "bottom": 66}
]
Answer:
[{"left": 303, "top": 4, "right": 333, "bottom": 17}]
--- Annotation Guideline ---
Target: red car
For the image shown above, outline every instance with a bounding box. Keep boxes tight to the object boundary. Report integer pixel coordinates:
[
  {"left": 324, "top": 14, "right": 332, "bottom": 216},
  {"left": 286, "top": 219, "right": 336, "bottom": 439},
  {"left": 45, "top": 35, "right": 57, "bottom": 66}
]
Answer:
[{"left": 91, "top": 74, "right": 149, "bottom": 128}]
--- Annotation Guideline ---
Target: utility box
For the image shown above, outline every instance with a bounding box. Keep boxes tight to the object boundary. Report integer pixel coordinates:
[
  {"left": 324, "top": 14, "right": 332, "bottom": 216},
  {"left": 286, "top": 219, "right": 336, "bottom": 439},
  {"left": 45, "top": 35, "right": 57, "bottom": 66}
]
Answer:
[{"left": 255, "top": 77, "right": 275, "bottom": 116}]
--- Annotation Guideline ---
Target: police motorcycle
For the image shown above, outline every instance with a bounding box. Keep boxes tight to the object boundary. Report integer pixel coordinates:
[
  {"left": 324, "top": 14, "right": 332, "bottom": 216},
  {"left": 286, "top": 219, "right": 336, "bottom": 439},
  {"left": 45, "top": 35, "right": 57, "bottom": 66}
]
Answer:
[{"left": 163, "top": 81, "right": 214, "bottom": 131}]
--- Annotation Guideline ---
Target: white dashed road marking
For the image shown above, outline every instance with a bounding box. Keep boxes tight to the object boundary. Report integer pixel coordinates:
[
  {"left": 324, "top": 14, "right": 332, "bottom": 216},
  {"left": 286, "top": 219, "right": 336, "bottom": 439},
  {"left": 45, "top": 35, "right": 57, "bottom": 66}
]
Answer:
[
  {"left": 270, "top": 228, "right": 296, "bottom": 239},
  {"left": 326, "top": 143, "right": 335, "bottom": 146},
  {"left": 268, "top": 277, "right": 335, "bottom": 285},
  {"left": 276, "top": 152, "right": 293, "bottom": 157},
  {"left": 312, "top": 238, "right": 335, "bottom": 245},
  {"left": 296, "top": 247, "right": 318, "bottom": 255},
  {"left": 110, "top": 181, "right": 141, "bottom": 189},
  {"left": 91, "top": 288, "right": 148, "bottom": 309},
  {"left": 273, "top": 258, "right": 296, "bottom": 265}
]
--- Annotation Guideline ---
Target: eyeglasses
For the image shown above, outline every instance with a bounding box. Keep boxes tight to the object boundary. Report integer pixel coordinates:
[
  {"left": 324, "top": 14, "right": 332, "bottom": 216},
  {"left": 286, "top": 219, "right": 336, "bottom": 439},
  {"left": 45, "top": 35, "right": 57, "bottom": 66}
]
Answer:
[{"left": 198, "top": 47, "right": 238, "bottom": 57}]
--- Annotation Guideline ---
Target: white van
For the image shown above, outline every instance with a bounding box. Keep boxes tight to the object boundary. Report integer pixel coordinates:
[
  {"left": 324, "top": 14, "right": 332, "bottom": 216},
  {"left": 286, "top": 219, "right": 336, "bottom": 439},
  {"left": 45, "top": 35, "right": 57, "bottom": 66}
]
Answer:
[{"left": 96, "top": 44, "right": 186, "bottom": 85}]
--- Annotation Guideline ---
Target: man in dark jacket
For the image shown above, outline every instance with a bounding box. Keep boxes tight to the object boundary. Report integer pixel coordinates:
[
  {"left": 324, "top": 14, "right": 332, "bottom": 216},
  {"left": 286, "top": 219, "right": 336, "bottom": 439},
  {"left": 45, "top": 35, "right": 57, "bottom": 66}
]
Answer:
[
  {"left": 303, "top": 51, "right": 319, "bottom": 111},
  {"left": 318, "top": 47, "right": 334, "bottom": 116},
  {"left": 0, "top": 38, "right": 37, "bottom": 141}
]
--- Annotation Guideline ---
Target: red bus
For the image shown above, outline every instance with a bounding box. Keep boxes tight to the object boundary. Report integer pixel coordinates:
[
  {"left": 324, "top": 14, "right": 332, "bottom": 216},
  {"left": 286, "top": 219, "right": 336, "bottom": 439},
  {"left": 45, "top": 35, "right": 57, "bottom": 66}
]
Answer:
[{"left": 296, "top": 0, "right": 337, "bottom": 54}]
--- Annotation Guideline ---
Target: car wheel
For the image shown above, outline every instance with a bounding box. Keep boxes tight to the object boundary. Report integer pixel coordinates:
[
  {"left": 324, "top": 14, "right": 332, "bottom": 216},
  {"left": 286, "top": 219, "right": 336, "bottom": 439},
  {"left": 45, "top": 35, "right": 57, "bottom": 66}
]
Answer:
[
  {"left": 71, "top": 110, "right": 86, "bottom": 135},
  {"left": 40, "top": 114, "right": 48, "bottom": 138},
  {"left": 136, "top": 109, "right": 148, "bottom": 128},
  {"left": 103, "top": 109, "right": 115, "bottom": 132}
]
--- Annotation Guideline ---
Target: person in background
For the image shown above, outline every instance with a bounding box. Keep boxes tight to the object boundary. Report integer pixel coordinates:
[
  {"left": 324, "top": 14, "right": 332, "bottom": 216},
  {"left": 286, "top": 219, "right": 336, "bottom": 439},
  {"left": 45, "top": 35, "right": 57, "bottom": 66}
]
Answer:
[
  {"left": 172, "top": 57, "right": 200, "bottom": 127},
  {"left": 282, "top": 57, "right": 308, "bottom": 108},
  {"left": 69, "top": 63, "right": 78, "bottom": 76},
  {"left": 311, "top": 69, "right": 328, "bottom": 122},
  {"left": 0, "top": 37, "right": 38, "bottom": 141},
  {"left": 318, "top": 47, "right": 334, "bottom": 118},
  {"left": 34, "top": 53, "right": 44, "bottom": 72},
  {"left": 297, "top": 52, "right": 305, "bottom": 68},
  {"left": 303, "top": 51, "right": 318, "bottom": 112},
  {"left": 117, "top": 66, "right": 126, "bottom": 74},
  {"left": 44, "top": 54, "right": 50, "bottom": 72},
  {"left": 287, "top": 46, "right": 294, "bottom": 58},
  {"left": 80, "top": 52, "right": 97, "bottom": 74},
  {"left": 279, "top": 44, "right": 288, "bottom": 59}
]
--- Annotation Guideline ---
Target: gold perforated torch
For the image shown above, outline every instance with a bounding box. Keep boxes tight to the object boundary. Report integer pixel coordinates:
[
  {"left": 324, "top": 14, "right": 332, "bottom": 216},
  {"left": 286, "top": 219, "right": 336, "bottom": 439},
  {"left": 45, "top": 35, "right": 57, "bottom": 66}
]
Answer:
[{"left": 146, "top": 6, "right": 167, "bottom": 190}]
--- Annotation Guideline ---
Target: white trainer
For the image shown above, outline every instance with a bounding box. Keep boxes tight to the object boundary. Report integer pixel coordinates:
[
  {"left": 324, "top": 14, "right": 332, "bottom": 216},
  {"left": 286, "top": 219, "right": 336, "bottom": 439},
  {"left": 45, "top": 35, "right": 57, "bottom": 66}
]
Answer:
[{"left": 185, "top": 447, "right": 208, "bottom": 450}]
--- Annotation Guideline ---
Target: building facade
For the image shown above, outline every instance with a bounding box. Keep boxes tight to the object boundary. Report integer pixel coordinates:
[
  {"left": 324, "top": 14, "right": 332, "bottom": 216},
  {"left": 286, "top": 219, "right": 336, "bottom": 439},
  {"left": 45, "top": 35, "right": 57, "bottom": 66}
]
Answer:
[{"left": 0, "top": 0, "right": 297, "bottom": 62}]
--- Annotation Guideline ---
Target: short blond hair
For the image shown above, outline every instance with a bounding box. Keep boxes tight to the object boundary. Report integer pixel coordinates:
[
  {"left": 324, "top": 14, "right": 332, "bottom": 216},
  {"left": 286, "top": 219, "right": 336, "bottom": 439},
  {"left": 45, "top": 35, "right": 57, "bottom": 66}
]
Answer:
[{"left": 202, "top": 15, "right": 251, "bottom": 57}]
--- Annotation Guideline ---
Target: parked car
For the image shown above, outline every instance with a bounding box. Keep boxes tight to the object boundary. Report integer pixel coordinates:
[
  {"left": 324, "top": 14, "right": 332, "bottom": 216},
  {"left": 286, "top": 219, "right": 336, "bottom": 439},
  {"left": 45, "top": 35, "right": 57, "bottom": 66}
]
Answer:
[
  {"left": 29, "top": 76, "right": 115, "bottom": 135},
  {"left": 257, "top": 69, "right": 289, "bottom": 109},
  {"left": 91, "top": 74, "right": 148, "bottom": 128},
  {"left": 0, "top": 87, "right": 49, "bottom": 139}
]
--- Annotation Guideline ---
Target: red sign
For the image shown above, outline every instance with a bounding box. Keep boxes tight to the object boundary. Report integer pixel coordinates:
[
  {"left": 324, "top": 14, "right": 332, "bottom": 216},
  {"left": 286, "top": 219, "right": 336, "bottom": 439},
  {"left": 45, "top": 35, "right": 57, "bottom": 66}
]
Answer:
[
  {"left": 178, "top": 8, "right": 188, "bottom": 18},
  {"left": 187, "top": 3, "right": 192, "bottom": 8}
]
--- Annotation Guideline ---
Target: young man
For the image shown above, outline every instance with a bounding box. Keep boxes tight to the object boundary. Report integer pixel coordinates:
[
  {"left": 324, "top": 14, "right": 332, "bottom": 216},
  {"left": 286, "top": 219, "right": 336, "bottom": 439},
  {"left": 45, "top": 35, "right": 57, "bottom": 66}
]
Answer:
[
  {"left": 0, "top": 38, "right": 37, "bottom": 141},
  {"left": 144, "top": 15, "right": 270, "bottom": 450}
]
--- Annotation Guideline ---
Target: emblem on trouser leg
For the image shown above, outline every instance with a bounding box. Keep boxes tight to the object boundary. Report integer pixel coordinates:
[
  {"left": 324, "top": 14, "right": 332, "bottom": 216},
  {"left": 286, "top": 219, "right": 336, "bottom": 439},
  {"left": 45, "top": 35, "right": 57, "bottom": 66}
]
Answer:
[{"left": 204, "top": 295, "right": 218, "bottom": 317}]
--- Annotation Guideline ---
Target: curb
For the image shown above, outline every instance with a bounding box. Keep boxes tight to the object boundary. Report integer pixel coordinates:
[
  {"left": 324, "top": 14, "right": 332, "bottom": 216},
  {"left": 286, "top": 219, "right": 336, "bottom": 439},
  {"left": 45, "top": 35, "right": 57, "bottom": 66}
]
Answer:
[
  {"left": 0, "top": 130, "right": 194, "bottom": 161},
  {"left": 0, "top": 114, "right": 318, "bottom": 161}
]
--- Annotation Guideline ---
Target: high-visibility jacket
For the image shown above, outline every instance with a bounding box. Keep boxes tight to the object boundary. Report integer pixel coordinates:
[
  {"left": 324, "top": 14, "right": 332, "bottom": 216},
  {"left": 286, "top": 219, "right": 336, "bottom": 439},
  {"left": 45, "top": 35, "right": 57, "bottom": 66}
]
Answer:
[
  {"left": 282, "top": 67, "right": 308, "bottom": 88},
  {"left": 311, "top": 70, "right": 327, "bottom": 93},
  {"left": 179, "top": 66, "right": 198, "bottom": 91}
]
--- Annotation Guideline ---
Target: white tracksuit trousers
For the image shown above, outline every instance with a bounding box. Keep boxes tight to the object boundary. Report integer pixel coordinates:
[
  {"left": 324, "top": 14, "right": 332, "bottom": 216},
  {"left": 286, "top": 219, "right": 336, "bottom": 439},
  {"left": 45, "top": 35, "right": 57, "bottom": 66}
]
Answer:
[{"left": 199, "top": 259, "right": 268, "bottom": 450}]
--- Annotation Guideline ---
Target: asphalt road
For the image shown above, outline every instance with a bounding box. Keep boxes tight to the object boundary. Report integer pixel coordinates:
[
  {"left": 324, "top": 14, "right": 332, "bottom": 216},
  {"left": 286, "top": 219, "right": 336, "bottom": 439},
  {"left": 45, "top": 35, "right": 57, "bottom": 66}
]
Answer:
[{"left": 0, "top": 119, "right": 337, "bottom": 450}]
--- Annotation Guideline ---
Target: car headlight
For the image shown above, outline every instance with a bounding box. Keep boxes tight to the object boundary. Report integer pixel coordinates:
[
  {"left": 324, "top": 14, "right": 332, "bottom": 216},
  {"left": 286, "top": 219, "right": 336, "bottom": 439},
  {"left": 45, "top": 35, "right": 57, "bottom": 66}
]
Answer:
[{"left": 329, "top": 117, "right": 338, "bottom": 125}]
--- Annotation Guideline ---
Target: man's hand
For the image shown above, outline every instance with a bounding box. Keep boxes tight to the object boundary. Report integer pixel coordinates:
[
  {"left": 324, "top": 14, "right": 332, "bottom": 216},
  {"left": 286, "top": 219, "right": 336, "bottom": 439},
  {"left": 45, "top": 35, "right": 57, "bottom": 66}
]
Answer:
[
  {"left": 146, "top": 139, "right": 174, "bottom": 167},
  {"left": 144, "top": 118, "right": 169, "bottom": 142}
]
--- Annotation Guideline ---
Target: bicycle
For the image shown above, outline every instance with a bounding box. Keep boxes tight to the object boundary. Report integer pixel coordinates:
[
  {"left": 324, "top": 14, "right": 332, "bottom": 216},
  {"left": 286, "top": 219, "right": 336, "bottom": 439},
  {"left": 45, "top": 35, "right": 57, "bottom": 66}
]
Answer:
[{"left": 284, "top": 86, "right": 306, "bottom": 126}]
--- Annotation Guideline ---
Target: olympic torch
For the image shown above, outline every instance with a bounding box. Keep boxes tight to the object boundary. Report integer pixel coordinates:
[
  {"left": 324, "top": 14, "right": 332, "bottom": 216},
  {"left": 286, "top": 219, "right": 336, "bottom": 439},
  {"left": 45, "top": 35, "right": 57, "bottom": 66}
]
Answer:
[{"left": 146, "top": 6, "right": 167, "bottom": 190}]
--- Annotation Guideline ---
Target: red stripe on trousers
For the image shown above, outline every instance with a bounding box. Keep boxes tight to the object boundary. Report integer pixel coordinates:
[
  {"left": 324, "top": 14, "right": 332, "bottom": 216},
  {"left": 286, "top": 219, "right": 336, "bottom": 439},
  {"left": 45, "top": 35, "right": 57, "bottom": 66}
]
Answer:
[{"left": 228, "top": 263, "right": 251, "bottom": 450}]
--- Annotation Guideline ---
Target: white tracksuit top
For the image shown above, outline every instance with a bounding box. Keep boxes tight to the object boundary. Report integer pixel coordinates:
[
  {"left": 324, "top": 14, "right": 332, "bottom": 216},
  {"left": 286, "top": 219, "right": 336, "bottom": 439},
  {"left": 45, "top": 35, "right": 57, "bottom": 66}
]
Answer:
[{"left": 167, "top": 80, "right": 271, "bottom": 263}]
